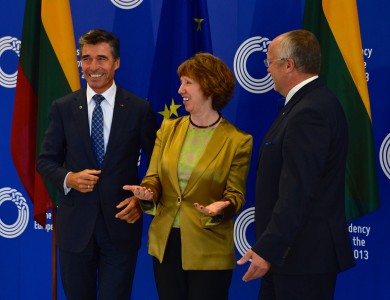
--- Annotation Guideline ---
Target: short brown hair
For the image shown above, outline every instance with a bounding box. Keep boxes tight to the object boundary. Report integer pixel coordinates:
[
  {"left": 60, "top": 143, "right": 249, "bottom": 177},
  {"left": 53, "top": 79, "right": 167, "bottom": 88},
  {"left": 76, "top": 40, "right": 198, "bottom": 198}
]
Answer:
[
  {"left": 79, "top": 29, "right": 120, "bottom": 60},
  {"left": 177, "top": 52, "right": 235, "bottom": 111}
]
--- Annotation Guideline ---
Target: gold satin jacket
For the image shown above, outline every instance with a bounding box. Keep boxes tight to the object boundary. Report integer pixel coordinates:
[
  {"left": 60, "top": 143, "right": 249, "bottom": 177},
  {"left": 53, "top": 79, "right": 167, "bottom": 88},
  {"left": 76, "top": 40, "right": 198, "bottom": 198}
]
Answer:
[{"left": 140, "top": 116, "right": 252, "bottom": 270}]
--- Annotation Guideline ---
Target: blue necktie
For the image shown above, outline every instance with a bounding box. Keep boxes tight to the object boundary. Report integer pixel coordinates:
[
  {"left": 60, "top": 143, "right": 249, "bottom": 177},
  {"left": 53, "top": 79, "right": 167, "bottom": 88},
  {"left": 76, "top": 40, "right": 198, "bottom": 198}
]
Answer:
[
  {"left": 277, "top": 97, "right": 286, "bottom": 112},
  {"left": 91, "top": 94, "right": 105, "bottom": 168}
]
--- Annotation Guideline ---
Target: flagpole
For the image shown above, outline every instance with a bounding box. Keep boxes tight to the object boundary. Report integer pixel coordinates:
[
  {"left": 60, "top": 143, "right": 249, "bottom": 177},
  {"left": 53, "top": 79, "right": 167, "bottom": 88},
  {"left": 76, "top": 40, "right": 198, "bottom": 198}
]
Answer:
[{"left": 52, "top": 207, "right": 57, "bottom": 300}]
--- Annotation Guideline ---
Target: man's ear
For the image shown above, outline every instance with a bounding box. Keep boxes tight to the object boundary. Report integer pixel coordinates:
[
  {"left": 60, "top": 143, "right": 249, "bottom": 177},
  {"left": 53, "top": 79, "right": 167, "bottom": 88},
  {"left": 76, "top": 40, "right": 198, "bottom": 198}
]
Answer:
[{"left": 114, "top": 58, "right": 120, "bottom": 70}]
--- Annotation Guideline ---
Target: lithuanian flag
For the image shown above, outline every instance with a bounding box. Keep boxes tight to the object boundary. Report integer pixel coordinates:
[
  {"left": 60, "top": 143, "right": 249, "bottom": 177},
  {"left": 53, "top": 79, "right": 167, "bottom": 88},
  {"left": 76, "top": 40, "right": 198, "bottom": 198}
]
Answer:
[
  {"left": 303, "top": 0, "right": 379, "bottom": 220},
  {"left": 10, "top": 0, "right": 80, "bottom": 226}
]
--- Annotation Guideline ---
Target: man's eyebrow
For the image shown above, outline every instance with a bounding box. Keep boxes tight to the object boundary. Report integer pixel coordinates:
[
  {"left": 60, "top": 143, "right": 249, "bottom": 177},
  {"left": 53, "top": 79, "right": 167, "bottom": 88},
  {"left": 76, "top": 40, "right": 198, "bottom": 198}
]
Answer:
[{"left": 80, "top": 55, "right": 109, "bottom": 59}]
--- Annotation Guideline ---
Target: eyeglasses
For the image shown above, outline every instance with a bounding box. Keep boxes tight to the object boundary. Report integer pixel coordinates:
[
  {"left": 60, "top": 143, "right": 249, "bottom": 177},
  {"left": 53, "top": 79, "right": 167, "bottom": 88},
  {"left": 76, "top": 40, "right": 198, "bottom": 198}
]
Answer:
[{"left": 263, "top": 58, "right": 287, "bottom": 68}]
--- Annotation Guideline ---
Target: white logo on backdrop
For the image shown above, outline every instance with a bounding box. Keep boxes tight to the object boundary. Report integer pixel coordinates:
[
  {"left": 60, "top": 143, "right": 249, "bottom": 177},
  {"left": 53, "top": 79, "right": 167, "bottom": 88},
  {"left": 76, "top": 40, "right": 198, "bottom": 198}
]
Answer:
[
  {"left": 111, "top": 0, "right": 143, "bottom": 9},
  {"left": 234, "top": 206, "right": 255, "bottom": 257},
  {"left": 0, "top": 187, "right": 29, "bottom": 238},
  {"left": 0, "top": 36, "right": 21, "bottom": 88},
  {"left": 379, "top": 132, "right": 390, "bottom": 180},
  {"left": 234, "top": 36, "right": 274, "bottom": 94}
]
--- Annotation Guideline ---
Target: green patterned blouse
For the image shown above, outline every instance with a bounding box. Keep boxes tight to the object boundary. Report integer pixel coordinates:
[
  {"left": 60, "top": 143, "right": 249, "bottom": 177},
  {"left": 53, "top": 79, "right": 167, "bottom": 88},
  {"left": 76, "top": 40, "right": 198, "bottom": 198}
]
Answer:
[{"left": 172, "top": 127, "right": 216, "bottom": 227}]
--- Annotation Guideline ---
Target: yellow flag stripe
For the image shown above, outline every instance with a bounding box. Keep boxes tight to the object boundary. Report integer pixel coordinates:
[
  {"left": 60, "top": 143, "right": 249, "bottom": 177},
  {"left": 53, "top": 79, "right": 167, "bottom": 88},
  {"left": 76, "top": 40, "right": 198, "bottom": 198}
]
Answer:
[
  {"left": 322, "top": 0, "right": 371, "bottom": 120},
  {"left": 41, "top": 0, "right": 80, "bottom": 92}
]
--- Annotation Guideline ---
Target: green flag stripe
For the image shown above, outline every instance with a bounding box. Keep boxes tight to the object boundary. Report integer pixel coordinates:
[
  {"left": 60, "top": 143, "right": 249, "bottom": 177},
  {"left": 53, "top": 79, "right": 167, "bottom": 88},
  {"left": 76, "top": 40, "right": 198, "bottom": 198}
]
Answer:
[
  {"left": 303, "top": 1, "right": 379, "bottom": 220},
  {"left": 36, "top": 24, "right": 72, "bottom": 151},
  {"left": 18, "top": 0, "right": 41, "bottom": 93}
]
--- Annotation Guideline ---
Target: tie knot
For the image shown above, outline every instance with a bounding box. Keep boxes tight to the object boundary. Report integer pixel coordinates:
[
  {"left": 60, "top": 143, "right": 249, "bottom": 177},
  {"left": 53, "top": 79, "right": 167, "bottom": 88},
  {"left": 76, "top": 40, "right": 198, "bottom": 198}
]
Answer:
[{"left": 93, "top": 94, "right": 105, "bottom": 105}]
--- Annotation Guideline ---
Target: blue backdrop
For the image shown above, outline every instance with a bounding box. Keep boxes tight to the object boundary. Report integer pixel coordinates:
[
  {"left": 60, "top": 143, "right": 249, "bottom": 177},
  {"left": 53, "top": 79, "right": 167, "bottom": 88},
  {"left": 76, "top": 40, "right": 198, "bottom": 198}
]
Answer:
[{"left": 1, "top": 0, "right": 389, "bottom": 299}]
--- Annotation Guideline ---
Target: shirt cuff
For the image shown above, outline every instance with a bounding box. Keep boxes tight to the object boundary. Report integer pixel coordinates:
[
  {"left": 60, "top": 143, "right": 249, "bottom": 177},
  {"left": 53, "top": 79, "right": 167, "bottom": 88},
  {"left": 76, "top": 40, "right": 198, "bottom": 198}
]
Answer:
[{"left": 63, "top": 172, "right": 72, "bottom": 195}]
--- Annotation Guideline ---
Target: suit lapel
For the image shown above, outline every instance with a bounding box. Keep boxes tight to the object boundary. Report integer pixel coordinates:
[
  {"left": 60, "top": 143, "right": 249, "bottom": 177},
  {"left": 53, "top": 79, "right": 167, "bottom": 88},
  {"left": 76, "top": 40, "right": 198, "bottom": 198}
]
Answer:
[
  {"left": 258, "top": 78, "right": 323, "bottom": 162},
  {"left": 71, "top": 90, "right": 97, "bottom": 164},
  {"left": 104, "top": 87, "right": 127, "bottom": 167},
  {"left": 262, "top": 78, "right": 323, "bottom": 146},
  {"left": 165, "top": 119, "right": 189, "bottom": 196}
]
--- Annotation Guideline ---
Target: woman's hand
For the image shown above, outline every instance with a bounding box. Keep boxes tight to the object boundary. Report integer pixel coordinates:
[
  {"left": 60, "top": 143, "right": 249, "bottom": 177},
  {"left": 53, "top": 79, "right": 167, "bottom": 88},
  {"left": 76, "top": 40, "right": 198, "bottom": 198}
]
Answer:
[
  {"left": 123, "top": 185, "right": 154, "bottom": 201},
  {"left": 193, "top": 200, "right": 230, "bottom": 216},
  {"left": 115, "top": 196, "right": 141, "bottom": 223}
]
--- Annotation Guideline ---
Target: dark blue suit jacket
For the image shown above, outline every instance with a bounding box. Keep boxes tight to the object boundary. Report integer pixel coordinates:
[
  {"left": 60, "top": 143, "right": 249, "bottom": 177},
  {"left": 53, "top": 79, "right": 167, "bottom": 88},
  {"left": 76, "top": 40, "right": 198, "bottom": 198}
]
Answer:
[
  {"left": 253, "top": 78, "right": 355, "bottom": 274},
  {"left": 37, "top": 86, "right": 157, "bottom": 253}
]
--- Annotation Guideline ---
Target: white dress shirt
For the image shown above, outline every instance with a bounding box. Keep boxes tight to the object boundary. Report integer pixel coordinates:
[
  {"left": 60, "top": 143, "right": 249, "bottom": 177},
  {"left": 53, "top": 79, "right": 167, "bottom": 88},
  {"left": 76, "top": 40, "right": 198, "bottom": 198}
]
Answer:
[
  {"left": 284, "top": 75, "right": 318, "bottom": 106},
  {"left": 63, "top": 82, "right": 117, "bottom": 193},
  {"left": 86, "top": 82, "right": 116, "bottom": 151}
]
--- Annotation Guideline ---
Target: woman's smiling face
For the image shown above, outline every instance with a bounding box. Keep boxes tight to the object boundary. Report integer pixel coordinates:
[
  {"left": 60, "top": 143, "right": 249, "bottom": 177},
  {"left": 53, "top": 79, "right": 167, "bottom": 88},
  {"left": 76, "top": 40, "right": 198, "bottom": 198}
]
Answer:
[{"left": 178, "top": 75, "right": 210, "bottom": 114}]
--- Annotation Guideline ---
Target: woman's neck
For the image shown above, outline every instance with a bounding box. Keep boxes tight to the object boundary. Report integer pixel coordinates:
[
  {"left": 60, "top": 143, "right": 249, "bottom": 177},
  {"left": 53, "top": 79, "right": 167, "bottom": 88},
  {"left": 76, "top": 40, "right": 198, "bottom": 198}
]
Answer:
[{"left": 189, "top": 111, "right": 221, "bottom": 129}]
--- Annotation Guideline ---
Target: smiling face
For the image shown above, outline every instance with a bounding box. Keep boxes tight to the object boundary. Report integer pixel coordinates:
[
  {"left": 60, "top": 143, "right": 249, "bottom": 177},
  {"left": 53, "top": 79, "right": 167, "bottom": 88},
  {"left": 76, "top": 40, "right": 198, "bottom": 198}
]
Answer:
[
  {"left": 178, "top": 75, "right": 211, "bottom": 114},
  {"left": 81, "top": 42, "right": 120, "bottom": 94},
  {"left": 266, "top": 38, "right": 288, "bottom": 95}
]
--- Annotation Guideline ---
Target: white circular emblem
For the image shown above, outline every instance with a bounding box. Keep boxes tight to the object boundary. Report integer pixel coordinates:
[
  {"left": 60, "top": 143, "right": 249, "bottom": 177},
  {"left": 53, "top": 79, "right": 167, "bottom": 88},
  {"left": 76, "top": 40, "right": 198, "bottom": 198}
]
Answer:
[
  {"left": 234, "top": 206, "right": 255, "bottom": 257},
  {"left": 0, "top": 36, "right": 21, "bottom": 88},
  {"left": 110, "top": 0, "right": 143, "bottom": 9},
  {"left": 0, "top": 187, "right": 29, "bottom": 238},
  {"left": 234, "top": 36, "right": 274, "bottom": 94},
  {"left": 379, "top": 132, "right": 390, "bottom": 180}
]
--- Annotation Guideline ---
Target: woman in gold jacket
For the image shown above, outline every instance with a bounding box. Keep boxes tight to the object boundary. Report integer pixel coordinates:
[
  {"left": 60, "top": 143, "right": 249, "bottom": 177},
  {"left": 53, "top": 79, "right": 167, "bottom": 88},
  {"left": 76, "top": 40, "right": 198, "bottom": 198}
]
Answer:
[{"left": 125, "top": 52, "right": 253, "bottom": 300}]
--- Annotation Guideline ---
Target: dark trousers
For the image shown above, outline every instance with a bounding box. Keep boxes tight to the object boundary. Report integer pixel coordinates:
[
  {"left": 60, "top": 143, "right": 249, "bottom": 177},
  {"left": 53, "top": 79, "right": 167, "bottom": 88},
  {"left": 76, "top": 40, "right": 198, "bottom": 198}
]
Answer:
[
  {"left": 259, "top": 272, "right": 337, "bottom": 300},
  {"left": 153, "top": 228, "right": 232, "bottom": 300},
  {"left": 59, "top": 211, "right": 138, "bottom": 300}
]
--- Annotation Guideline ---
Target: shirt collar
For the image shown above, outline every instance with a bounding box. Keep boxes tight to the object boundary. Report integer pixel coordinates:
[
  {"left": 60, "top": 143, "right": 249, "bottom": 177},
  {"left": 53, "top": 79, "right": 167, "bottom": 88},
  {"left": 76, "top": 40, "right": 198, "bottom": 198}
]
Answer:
[
  {"left": 86, "top": 81, "right": 117, "bottom": 107},
  {"left": 285, "top": 75, "right": 318, "bottom": 105}
]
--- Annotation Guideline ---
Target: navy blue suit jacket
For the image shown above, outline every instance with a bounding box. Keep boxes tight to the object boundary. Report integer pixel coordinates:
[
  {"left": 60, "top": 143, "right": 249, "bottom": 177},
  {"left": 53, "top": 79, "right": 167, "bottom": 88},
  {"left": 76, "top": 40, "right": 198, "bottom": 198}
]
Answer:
[
  {"left": 253, "top": 78, "right": 355, "bottom": 274},
  {"left": 37, "top": 86, "right": 157, "bottom": 252}
]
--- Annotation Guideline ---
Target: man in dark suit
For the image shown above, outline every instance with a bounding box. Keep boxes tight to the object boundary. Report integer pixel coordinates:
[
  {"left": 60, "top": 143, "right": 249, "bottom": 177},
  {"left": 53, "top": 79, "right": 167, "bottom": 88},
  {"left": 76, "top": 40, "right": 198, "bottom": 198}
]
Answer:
[
  {"left": 237, "top": 29, "right": 355, "bottom": 300},
  {"left": 37, "top": 29, "right": 157, "bottom": 299}
]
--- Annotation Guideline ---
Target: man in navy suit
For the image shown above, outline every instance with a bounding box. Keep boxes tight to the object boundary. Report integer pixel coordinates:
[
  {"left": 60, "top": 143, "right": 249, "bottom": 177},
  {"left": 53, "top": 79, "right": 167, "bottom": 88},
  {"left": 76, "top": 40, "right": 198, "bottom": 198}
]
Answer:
[
  {"left": 238, "top": 29, "right": 355, "bottom": 300},
  {"left": 37, "top": 29, "right": 157, "bottom": 299}
]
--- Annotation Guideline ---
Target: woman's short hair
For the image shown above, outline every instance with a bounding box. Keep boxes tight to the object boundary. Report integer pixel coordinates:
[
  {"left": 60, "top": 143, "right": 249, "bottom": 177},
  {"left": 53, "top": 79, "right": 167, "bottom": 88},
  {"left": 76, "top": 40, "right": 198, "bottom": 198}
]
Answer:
[{"left": 177, "top": 52, "right": 235, "bottom": 111}]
